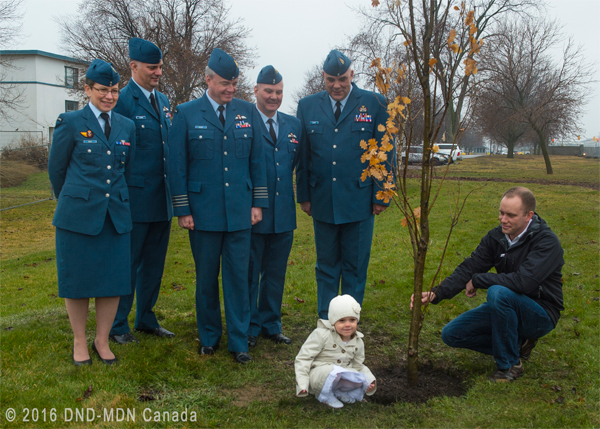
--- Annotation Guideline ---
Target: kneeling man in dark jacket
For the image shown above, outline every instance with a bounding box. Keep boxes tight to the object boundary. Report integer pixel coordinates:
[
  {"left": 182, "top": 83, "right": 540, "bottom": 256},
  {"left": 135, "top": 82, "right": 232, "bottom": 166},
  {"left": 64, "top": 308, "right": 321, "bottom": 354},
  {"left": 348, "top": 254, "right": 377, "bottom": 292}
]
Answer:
[{"left": 412, "top": 186, "right": 564, "bottom": 382}]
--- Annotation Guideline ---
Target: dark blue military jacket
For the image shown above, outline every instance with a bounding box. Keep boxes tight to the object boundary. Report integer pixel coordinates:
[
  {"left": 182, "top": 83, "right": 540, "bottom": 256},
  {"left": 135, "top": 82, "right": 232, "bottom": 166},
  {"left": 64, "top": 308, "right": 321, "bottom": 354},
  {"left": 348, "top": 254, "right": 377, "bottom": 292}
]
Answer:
[
  {"left": 251, "top": 110, "right": 302, "bottom": 235},
  {"left": 113, "top": 80, "right": 172, "bottom": 222},
  {"left": 296, "top": 83, "right": 391, "bottom": 225},
  {"left": 168, "top": 94, "right": 268, "bottom": 232},
  {"left": 48, "top": 104, "right": 136, "bottom": 235}
]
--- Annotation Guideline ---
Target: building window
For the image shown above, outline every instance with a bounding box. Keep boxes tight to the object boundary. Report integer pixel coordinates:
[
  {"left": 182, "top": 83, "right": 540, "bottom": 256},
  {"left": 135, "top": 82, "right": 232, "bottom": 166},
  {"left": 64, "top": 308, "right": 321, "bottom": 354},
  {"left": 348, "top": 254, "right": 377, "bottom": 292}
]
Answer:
[
  {"left": 65, "top": 66, "right": 79, "bottom": 88},
  {"left": 65, "top": 100, "right": 79, "bottom": 112}
]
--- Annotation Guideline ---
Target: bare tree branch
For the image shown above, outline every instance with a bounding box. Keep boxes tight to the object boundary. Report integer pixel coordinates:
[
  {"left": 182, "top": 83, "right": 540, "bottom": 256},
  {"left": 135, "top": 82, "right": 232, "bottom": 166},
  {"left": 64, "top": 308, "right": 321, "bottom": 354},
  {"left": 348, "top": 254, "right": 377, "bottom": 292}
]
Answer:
[{"left": 55, "top": 0, "right": 256, "bottom": 106}]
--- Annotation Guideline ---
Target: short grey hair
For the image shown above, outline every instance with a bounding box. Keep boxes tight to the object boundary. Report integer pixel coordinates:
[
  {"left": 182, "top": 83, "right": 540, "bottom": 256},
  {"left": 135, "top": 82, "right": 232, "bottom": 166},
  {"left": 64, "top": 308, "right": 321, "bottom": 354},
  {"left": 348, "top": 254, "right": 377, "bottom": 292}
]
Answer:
[
  {"left": 503, "top": 186, "right": 536, "bottom": 214},
  {"left": 205, "top": 66, "right": 216, "bottom": 78}
]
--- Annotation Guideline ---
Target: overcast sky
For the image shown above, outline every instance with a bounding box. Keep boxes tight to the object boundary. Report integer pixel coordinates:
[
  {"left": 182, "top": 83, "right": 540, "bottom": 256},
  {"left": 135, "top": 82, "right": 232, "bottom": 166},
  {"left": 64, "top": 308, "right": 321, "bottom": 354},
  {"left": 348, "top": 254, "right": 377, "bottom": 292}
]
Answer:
[{"left": 12, "top": 0, "right": 600, "bottom": 138}]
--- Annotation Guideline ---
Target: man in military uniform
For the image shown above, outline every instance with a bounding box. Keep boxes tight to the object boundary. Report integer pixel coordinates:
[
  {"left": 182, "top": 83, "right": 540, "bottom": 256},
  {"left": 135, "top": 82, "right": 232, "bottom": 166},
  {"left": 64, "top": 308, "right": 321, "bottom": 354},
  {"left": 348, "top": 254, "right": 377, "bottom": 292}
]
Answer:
[
  {"left": 109, "top": 38, "right": 174, "bottom": 344},
  {"left": 296, "top": 50, "right": 392, "bottom": 319},
  {"left": 247, "top": 66, "right": 302, "bottom": 348},
  {"left": 169, "top": 48, "right": 268, "bottom": 364}
]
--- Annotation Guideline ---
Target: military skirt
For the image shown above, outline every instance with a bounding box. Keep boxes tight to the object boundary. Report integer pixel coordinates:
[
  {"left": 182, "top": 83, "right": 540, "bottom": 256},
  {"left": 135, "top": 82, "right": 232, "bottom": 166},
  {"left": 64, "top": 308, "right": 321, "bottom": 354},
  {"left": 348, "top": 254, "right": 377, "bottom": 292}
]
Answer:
[{"left": 56, "top": 213, "right": 130, "bottom": 298}]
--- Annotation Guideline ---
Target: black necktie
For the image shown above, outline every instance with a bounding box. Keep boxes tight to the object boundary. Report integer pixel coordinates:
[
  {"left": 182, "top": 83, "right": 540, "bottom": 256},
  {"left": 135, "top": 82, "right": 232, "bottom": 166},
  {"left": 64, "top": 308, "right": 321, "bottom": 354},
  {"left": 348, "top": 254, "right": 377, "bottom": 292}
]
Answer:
[
  {"left": 334, "top": 101, "right": 342, "bottom": 122},
  {"left": 100, "top": 112, "right": 111, "bottom": 139},
  {"left": 150, "top": 93, "right": 160, "bottom": 117},
  {"left": 217, "top": 105, "right": 225, "bottom": 126},
  {"left": 267, "top": 118, "right": 277, "bottom": 143}
]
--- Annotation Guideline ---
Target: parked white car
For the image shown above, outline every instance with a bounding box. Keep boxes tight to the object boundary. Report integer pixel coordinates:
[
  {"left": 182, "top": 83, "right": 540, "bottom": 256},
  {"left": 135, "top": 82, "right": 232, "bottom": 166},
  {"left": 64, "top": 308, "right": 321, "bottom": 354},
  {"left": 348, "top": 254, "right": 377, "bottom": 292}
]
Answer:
[
  {"left": 435, "top": 143, "right": 463, "bottom": 163},
  {"left": 404, "top": 146, "right": 449, "bottom": 165}
]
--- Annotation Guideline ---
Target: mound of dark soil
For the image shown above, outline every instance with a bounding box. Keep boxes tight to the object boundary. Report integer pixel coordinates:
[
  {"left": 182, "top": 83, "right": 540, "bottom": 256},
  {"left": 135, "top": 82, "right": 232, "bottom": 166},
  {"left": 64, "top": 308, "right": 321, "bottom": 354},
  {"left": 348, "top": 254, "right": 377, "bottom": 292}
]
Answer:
[{"left": 369, "top": 363, "right": 468, "bottom": 405}]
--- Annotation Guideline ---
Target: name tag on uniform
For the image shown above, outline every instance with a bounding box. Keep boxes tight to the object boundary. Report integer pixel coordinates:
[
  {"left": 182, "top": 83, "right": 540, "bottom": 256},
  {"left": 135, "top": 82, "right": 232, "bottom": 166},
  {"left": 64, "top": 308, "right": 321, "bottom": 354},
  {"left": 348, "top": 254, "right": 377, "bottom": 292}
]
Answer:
[
  {"left": 83, "top": 140, "right": 98, "bottom": 143},
  {"left": 310, "top": 121, "right": 319, "bottom": 124},
  {"left": 135, "top": 116, "right": 146, "bottom": 119},
  {"left": 195, "top": 125, "right": 207, "bottom": 129}
]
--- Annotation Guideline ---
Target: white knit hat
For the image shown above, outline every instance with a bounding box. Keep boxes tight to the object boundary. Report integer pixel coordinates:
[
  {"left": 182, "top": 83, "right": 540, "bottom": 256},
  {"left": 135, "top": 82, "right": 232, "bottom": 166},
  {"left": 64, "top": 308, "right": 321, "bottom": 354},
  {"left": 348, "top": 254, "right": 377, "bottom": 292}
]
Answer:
[{"left": 328, "top": 295, "right": 361, "bottom": 325}]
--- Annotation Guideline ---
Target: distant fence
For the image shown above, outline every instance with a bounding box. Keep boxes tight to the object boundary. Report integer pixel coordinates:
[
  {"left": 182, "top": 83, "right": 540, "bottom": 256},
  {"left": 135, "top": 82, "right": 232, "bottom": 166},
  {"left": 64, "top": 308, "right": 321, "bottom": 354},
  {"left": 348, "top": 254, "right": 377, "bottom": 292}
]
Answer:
[
  {"left": 582, "top": 146, "right": 600, "bottom": 158},
  {"left": 0, "top": 139, "right": 54, "bottom": 211},
  {"left": 547, "top": 145, "right": 583, "bottom": 156}
]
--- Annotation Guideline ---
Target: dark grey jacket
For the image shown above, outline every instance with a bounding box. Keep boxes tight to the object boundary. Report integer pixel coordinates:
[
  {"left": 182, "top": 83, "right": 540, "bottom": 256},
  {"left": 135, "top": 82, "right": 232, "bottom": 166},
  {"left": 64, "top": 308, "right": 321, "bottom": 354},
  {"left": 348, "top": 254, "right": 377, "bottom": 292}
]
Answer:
[{"left": 433, "top": 214, "right": 564, "bottom": 326}]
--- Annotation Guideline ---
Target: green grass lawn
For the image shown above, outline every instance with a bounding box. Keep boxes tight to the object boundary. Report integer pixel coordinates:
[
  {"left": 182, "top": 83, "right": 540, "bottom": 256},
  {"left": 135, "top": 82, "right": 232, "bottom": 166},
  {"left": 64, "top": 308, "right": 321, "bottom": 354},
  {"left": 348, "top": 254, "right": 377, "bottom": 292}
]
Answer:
[
  {"left": 446, "top": 155, "right": 600, "bottom": 187},
  {"left": 1, "top": 160, "right": 598, "bottom": 428}
]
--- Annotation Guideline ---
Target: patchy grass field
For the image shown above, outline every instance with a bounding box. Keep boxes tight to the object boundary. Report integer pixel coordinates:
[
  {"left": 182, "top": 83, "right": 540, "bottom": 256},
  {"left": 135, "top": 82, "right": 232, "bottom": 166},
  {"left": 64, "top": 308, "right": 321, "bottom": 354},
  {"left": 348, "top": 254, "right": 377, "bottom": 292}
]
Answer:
[
  {"left": 1, "top": 160, "right": 598, "bottom": 428},
  {"left": 445, "top": 155, "right": 600, "bottom": 187}
]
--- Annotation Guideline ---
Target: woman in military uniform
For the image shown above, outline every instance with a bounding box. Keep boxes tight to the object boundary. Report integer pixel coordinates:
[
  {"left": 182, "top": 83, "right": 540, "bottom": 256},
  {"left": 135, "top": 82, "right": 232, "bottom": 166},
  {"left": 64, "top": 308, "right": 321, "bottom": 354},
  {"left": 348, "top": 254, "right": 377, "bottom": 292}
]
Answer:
[{"left": 48, "top": 59, "right": 136, "bottom": 365}]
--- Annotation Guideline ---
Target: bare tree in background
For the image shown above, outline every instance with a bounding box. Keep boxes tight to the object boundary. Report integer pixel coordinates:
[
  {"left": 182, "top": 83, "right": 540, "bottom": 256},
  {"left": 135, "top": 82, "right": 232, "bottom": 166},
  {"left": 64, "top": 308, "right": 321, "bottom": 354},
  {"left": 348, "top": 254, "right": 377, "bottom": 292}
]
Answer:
[
  {"left": 0, "top": 0, "right": 26, "bottom": 123},
  {"left": 351, "top": 0, "right": 540, "bottom": 144},
  {"left": 57, "top": 0, "right": 256, "bottom": 106},
  {"left": 478, "top": 17, "right": 595, "bottom": 173},
  {"left": 474, "top": 88, "right": 529, "bottom": 157},
  {"left": 291, "top": 62, "right": 326, "bottom": 111}
]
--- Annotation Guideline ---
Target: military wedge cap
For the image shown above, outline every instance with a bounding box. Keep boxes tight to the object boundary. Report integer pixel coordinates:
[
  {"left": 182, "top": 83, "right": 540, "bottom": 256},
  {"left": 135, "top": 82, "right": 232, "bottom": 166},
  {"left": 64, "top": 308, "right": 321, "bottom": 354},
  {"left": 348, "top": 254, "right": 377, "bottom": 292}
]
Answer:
[
  {"left": 129, "top": 37, "right": 162, "bottom": 64},
  {"left": 257, "top": 65, "right": 282, "bottom": 84},
  {"left": 323, "top": 50, "right": 351, "bottom": 76},
  {"left": 86, "top": 59, "right": 120, "bottom": 86},
  {"left": 208, "top": 48, "right": 239, "bottom": 80}
]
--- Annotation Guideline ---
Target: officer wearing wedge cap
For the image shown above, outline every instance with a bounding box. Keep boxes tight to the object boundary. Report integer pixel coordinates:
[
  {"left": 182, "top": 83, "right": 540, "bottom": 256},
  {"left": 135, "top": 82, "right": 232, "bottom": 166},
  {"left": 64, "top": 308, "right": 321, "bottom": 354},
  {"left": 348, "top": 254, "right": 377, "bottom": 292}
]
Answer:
[
  {"left": 246, "top": 65, "right": 302, "bottom": 349},
  {"left": 169, "top": 48, "right": 268, "bottom": 364},
  {"left": 296, "top": 49, "right": 394, "bottom": 319},
  {"left": 48, "top": 59, "right": 136, "bottom": 365},
  {"left": 110, "top": 38, "right": 175, "bottom": 345}
]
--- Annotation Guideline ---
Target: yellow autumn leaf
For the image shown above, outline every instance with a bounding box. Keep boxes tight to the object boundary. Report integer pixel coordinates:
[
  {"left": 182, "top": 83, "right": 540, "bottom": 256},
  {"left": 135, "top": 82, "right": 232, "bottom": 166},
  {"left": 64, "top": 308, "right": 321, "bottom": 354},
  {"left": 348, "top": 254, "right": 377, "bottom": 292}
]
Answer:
[
  {"left": 361, "top": 153, "right": 370, "bottom": 163},
  {"left": 403, "top": 39, "right": 412, "bottom": 46},
  {"left": 360, "top": 139, "right": 368, "bottom": 150},
  {"left": 453, "top": 5, "right": 459, "bottom": 10},
  {"left": 449, "top": 43, "right": 460, "bottom": 54},
  {"left": 433, "top": 144, "right": 439, "bottom": 153},
  {"left": 464, "top": 58, "right": 477, "bottom": 76},
  {"left": 376, "top": 190, "right": 393, "bottom": 204},
  {"left": 371, "top": 0, "right": 380, "bottom": 6},
  {"left": 401, "top": 97, "right": 411, "bottom": 105},
  {"left": 429, "top": 58, "right": 438, "bottom": 67},
  {"left": 371, "top": 169, "right": 383, "bottom": 180},
  {"left": 377, "top": 152, "right": 388, "bottom": 161},
  {"left": 414, "top": 206, "right": 421, "bottom": 219},
  {"left": 368, "top": 138, "right": 378, "bottom": 148},
  {"left": 371, "top": 58, "right": 382, "bottom": 68},
  {"left": 378, "top": 124, "right": 386, "bottom": 132},
  {"left": 465, "top": 10, "right": 474, "bottom": 26},
  {"left": 381, "top": 143, "right": 393, "bottom": 153},
  {"left": 361, "top": 170, "right": 370, "bottom": 182},
  {"left": 447, "top": 29, "right": 456, "bottom": 45},
  {"left": 401, "top": 217, "right": 408, "bottom": 227}
]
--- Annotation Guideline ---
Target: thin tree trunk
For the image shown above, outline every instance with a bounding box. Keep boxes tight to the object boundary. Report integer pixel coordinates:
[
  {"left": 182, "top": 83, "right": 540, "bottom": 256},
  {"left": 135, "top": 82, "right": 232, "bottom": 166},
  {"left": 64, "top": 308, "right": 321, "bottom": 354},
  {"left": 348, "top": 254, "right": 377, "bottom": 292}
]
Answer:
[
  {"left": 533, "top": 127, "right": 553, "bottom": 174},
  {"left": 407, "top": 244, "right": 426, "bottom": 386}
]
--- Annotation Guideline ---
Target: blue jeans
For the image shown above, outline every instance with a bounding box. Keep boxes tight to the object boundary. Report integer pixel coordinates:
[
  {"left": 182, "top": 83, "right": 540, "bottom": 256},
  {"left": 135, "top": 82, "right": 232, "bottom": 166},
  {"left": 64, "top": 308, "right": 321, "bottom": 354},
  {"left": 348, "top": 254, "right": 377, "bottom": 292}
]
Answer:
[{"left": 441, "top": 285, "right": 555, "bottom": 369}]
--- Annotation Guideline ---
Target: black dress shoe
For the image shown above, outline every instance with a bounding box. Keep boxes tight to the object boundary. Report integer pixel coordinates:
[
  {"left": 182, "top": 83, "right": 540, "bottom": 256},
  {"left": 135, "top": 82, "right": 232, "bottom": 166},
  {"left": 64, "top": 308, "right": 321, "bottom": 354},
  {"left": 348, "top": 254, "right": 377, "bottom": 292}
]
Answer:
[
  {"left": 72, "top": 350, "right": 92, "bottom": 366},
  {"left": 199, "top": 345, "right": 218, "bottom": 355},
  {"left": 109, "top": 332, "right": 138, "bottom": 345},
  {"left": 248, "top": 335, "right": 258, "bottom": 348},
  {"left": 92, "top": 341, "right": 118, "bottom": 365},
  {"left": 231, "top": 351, "right": 252, "bottom": 364},
  {"left": 264, "top": 332, "right": 292, "bottom": 345},
  {"left": 135, "top": 327, "right": 175, "bottom": 338}
]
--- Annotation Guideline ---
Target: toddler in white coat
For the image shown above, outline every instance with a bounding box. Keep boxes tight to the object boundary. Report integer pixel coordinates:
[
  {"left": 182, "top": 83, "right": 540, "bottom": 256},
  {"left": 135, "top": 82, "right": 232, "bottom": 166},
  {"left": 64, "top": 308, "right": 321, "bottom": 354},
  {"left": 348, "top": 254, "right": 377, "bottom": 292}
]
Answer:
[{"left": 295, "top": 295, "right": 376, "bottom": 408}]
